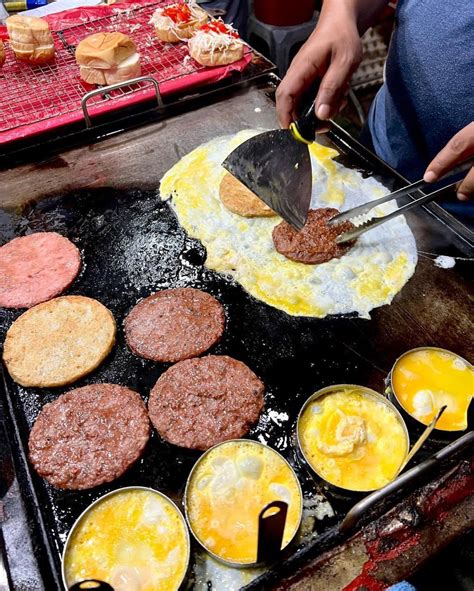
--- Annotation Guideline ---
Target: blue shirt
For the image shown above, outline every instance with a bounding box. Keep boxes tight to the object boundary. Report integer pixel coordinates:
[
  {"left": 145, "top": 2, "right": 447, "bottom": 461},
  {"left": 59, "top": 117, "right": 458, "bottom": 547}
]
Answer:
[{"left": 368, "top": 0, "right": 474, "bottom": 181}]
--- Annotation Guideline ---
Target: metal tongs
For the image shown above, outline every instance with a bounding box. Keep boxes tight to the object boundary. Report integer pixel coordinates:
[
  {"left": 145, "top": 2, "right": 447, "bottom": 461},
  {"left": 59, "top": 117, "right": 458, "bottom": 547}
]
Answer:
[{"left": 330, "top": 157, "right": 474, "bottom": 244}]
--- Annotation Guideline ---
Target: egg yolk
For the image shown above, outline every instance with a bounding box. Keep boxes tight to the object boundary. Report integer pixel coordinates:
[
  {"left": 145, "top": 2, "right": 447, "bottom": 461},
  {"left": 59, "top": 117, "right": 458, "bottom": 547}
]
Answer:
[
  {"left": 186, "top": 440, "right": 302, "bottom": 564},
  {"left": 392, "top": 349, "right": 473, "bottom": 431},
  {"left": 64, "top": 489, "right": 189, "bottom": 591},
  {"left": 299, "top": 389, "right": 408, "bottom": 492}
]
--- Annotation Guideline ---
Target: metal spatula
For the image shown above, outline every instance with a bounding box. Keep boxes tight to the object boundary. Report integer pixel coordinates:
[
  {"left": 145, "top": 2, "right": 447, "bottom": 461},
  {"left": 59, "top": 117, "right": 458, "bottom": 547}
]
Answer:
[{"left": 222, "top": 103, "right": 321, "bottom": 230}]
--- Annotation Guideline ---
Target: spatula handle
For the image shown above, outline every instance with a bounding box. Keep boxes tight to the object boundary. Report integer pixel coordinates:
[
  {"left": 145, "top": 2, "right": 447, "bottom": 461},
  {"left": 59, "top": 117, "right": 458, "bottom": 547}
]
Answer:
[{"left": 290, "top": 101, "right": 319, "bottom": 144}]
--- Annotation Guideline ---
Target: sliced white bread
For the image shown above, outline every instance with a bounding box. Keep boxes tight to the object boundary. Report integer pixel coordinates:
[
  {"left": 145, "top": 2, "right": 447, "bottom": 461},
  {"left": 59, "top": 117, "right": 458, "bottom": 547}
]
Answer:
[
  {"left": 6, "top": 15, "right": 55, "bottom": 64},
  {"left": 79, "top": 52, "right": 141, "bottom": 85}
]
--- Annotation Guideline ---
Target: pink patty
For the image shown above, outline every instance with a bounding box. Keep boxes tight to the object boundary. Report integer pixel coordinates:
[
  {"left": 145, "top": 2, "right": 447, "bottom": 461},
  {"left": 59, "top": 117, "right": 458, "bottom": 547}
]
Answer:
[{"left": 0, "top": 232, "right": 81, "bottom": 308}]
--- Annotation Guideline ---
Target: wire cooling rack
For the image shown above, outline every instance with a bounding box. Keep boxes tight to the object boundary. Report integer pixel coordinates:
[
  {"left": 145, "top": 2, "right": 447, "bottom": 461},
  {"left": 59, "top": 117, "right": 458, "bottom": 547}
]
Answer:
[{"left": 0, "top": 0, "right": 252, "bottom": 142}]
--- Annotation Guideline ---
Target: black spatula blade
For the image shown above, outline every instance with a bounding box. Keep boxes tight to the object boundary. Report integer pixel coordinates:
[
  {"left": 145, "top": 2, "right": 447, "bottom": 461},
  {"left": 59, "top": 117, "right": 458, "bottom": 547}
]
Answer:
[{"left": 222, "top": 129, "right": 312, "bottom": 230}]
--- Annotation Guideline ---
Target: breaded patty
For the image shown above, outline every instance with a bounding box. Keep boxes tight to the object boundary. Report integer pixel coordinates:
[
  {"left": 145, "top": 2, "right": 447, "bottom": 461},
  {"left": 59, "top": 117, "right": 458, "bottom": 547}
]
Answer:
[
  {"left": 3, "top": 295, "right": 116, "bottom": 387},
  {"left": 219, "top": 173, "right": 276, "bottom": 217}
]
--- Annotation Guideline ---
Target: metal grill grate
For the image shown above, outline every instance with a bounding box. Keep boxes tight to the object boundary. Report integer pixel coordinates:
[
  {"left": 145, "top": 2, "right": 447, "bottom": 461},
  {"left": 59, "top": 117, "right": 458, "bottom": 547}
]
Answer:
[{"left": 0, "top": 0, "right": 252, "bottom": 136}]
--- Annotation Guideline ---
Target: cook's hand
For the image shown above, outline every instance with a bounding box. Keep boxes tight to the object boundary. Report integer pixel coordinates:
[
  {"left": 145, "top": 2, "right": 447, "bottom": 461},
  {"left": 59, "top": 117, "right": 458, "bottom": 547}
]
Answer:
[
  {"left": 276, "top": 3, "right": 363, "bottom": 128},
  {"left": 424, "top": 122, "right": 474, "bottom": 201}
]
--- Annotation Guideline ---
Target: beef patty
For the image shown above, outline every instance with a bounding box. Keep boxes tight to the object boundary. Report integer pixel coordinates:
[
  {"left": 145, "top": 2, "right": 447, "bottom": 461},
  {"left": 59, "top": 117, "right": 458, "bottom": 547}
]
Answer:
[
  {"left": 148, "top": 355, "right": 264, "bottom": 451},
  {"left": 272, "top": 208, "right": 355, "bottom": 264},
  {"left": 0, "top": 232, "right": 81, "bottom": 308},
  {"left": 29, "top": 384, "right": 150, "bottom": 490},
  {"left": 125, "top": 287, "right": 225, "bottom": 363}
]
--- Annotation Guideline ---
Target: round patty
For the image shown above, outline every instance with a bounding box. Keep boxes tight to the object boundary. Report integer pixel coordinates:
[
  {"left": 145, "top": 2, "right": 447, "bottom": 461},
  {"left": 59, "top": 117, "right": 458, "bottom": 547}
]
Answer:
[
  {"left": 272, "top": 208, "right": 356, "bottom": 264},
  {"left": 148, "top": 355, "right": 264, "bottom": 451},
  {"left": 3, "top": 295, "right": 116, "bottom": 388},
  {"left": 219, "top": 173, "right": 276, "bottom": 217},
  {"left": 0, "top": 232, "right": 81, "bottom": 308},
  {"left": 29, "top": 384, "right": 150, "bottom": 490},
  {"left": 125, "top": 288, "right": 225, "bottom": 363}
]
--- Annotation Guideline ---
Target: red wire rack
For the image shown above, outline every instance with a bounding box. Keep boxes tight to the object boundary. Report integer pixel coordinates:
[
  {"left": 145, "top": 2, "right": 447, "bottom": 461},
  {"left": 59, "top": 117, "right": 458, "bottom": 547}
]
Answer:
[{"left": 0, "top": 0, "right": 252, "bottom": 143}]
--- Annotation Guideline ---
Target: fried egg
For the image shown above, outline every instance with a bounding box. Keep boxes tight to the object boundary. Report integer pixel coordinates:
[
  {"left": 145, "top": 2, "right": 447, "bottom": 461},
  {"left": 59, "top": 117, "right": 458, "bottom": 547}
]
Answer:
[
  {"left": 63, "top": 488, "right": 190, "bottom": 591},
  {"left": 298, "top": 388, "right": 408, "bottom": 491},
  {"left": 185, "top": 440, "right": 302, "bottom": 565},
  {"left": 392, "top": 348, "right": 473, "bottom": 431},
  {"left": 160, "top": 130, "right": 417, "bottom": 318}
]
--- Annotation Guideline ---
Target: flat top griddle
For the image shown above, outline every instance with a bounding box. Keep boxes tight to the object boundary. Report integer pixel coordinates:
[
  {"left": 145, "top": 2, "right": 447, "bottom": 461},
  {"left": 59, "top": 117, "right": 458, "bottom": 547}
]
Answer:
[{"left": 0, "top": 86, "right": 473, "bottom": 590}]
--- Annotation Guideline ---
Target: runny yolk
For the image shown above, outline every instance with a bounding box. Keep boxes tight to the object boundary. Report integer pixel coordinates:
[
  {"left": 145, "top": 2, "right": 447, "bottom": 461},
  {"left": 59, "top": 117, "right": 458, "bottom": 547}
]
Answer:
[
  {"left": 392, "top": 348, "right": 473, "bottom": 431},
  {"left": 299, "top": 389, "right": 408, "bottom": 492}
]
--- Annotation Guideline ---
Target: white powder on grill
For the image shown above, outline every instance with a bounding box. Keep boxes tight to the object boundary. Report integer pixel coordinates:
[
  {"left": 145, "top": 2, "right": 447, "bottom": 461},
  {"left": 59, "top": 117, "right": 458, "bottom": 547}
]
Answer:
[{"left": 434, "top": 255, "right": 456, "bottom": 269}]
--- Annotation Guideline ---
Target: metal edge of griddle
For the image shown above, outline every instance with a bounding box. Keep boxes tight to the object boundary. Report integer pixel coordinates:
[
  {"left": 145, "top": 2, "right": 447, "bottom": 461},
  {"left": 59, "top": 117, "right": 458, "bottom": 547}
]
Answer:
[
  {"left": 0, "top": 528, "right": 14, "bottom": 591},
  {"left": 0, "top": 364, "right": 63, "bottom": 591},
  {"left": 0, "top": 55, "right": 277, "bottom": 170},
  {"left": 326, "top": 121, "right": 474, "bottom": 253},
  {"left": 339, "top": 430, "right": 474, "bottom": 533},
  {"left": 0, "top": 396, "right": 14, "bottom": 591},
  {"left": 242, "top": 430, "right": 474, "bottom": 590}
]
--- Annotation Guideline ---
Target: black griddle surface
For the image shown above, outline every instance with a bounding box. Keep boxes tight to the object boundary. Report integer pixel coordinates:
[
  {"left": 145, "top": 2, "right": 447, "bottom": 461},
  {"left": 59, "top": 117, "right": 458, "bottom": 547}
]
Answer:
[
  {"left": 1, "top": 153, "right": 473, "bottom": 589},
  {"left": 1, "top": 188, "right": 368, "bottom": 580}
]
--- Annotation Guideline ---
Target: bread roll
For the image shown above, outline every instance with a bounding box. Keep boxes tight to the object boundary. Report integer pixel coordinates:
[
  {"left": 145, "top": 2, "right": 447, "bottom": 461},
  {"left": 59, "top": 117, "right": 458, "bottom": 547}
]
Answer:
[
  {"left": 75, "top": 32, "right": 141, "bottom": 86},
  {"left": 6, "top": 15, "right": 55, "bottom": 65},
  {"left": 219, "top": 173, "right": 276, "bottom": 217},
  {"left": 79, "top": 53, "right": 141, "bottom": 85},
  {"left": 75, "top": 32, "right": 136, "bottom": 69},
  {"left": 188, "top": 21, "right": 245, "bottom": 66},
  {"left": 149, "top": 2, "right": 208, "bottom": 43},
  {"left": 189, "top": 43, "right": 244, "bottom": 66}
]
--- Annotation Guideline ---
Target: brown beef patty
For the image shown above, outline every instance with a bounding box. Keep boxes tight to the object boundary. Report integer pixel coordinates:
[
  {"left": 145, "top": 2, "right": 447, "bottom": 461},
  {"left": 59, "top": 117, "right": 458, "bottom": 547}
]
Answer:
[
  {"left": 125, "top": 288, "right": 225, "bottom": 363},
  {"left": 148, "top": 355, "right": 264, "bottom": 451},
  {"left": 29, "top": 384, "right": 150, "bottom": 490},
  {"left": 272, "top": 208, "right": 356, "bottom": 264}
]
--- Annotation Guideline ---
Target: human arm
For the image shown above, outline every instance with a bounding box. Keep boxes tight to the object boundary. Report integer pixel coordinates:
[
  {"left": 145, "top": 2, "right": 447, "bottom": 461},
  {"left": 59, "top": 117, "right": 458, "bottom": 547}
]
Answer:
[
  {"left": 424, "top": 122, "right": 474, "bottom": 200},
  {"left": 276, "top": 0, "right": 390, "bottom": 128}
]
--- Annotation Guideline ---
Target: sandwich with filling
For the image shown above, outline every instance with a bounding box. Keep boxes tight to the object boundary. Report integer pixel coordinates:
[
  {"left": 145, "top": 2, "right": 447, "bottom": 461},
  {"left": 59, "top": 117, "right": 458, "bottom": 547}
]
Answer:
[
  {"left": 149, "top": 0, "right": 208, "bottom": 43},
  {"left": 188, "top": 19, "right": 244, "bottom": 66},
  {"left": 75, "top": 32, "right": 141, "bottom": 85},
  {"left": 6, "top": 15, "right": 55, "bottom": 65}
]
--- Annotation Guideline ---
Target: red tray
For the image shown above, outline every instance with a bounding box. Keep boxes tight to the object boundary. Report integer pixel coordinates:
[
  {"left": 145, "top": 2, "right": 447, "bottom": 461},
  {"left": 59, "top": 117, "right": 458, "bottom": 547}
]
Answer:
[{"left": 0, "top": 0, "right": 252, "bottom": 144}]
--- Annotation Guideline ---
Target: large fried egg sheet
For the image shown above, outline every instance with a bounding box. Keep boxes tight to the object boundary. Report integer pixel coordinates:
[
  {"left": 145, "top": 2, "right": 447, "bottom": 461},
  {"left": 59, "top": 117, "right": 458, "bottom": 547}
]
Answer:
[{"left": 160, "top": 131, "right": 417, "bottom": 318}]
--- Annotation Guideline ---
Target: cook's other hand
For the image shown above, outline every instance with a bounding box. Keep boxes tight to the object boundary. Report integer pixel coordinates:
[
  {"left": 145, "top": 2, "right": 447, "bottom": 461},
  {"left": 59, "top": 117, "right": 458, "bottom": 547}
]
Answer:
[
  {"left": 276, "top": 0, "right": 389, "bottom": 128},
  {"left": 424, "top": 122, "right": 474, "bottom": 201}
]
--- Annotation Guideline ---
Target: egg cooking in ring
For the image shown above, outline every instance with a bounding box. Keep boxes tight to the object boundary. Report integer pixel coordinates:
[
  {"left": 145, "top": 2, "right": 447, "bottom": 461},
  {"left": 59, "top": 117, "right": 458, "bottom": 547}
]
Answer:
[
  {"left": 298, "top": 386, "right": 409, "bottom": 492},
  {"left": 185, "top": 439, "right": 302, "bottom": 565},
  {"left": 391, "top": 347, "right": 473, "bottom": 431},
  {"left": 63, "top": 487, "right": 190, "bottom": 591}
]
